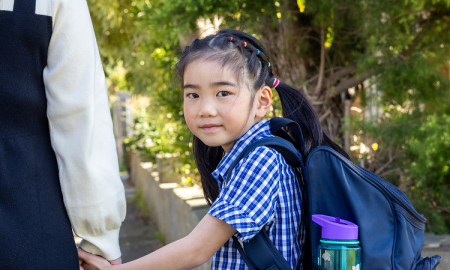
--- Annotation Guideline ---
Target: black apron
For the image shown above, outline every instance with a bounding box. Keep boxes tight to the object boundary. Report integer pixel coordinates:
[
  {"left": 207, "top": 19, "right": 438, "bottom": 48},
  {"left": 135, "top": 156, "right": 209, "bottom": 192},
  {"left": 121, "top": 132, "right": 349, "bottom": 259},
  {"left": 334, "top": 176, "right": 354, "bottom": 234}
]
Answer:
[{"left": 0, "top": 0, "right": 79, "bottom": 268}]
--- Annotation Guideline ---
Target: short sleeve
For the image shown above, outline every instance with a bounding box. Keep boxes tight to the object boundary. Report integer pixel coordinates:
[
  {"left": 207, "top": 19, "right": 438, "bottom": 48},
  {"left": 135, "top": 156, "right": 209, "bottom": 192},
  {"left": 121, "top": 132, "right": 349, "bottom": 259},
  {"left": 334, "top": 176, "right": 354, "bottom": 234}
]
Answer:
[{"left": 208, "top": 147, "right": 280, "bottom": 242}]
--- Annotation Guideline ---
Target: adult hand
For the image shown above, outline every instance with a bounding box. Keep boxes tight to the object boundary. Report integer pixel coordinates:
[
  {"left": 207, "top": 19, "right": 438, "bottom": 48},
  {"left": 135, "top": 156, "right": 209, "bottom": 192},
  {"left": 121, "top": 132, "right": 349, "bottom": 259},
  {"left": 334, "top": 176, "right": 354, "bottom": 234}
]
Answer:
[
  {"left": 78, "top": 248, "right": 114, "bottom": 270},
  {"left": 108, "top": 257, "right": 122, "bottom": 265}
]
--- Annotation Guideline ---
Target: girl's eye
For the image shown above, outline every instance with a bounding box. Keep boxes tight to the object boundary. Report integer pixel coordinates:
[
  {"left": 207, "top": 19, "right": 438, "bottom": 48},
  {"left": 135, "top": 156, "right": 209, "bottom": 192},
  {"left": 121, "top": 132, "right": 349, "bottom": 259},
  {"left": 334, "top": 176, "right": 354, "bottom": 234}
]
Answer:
[
  {"left": 217, "top": 91, "right": 230, "bottom": 97},
  {"left": 186, "top": 93, "right": 199, "bottom": 99}
]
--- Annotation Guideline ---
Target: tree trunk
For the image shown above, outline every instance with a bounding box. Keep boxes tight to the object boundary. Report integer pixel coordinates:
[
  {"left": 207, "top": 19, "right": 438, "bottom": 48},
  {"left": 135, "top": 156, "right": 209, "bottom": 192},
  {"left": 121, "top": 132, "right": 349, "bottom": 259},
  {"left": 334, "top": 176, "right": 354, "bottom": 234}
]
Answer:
[{"left": 254, "top": 1, "right": 372, "bottom": 146}]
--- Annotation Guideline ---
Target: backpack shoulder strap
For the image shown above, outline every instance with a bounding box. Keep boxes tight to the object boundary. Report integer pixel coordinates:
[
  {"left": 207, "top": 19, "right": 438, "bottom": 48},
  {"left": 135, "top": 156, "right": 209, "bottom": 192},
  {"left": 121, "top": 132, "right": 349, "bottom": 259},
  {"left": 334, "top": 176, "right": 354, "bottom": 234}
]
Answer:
[
  {"left": 232, "top": 231, "right": 292, "bottom": 270},
  {"left": 224, "top": 136, "right": 302, "bottom": 270},
  {"left": 224, "top": 137, "right": 303, "bottom": 185},
  {"left": 270, "top": 117, "right": 305, "bottom": 152}
]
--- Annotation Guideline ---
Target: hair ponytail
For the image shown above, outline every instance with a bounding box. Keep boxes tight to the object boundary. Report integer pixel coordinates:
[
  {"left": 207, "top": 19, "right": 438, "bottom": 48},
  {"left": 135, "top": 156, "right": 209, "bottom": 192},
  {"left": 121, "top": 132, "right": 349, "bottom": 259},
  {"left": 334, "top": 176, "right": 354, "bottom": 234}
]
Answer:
[
  {"left": 273, "top": 82, "right": 351, "bottom": 160},
  {"left": 273, "top": 81, "right": 322, "bottom": 157}
]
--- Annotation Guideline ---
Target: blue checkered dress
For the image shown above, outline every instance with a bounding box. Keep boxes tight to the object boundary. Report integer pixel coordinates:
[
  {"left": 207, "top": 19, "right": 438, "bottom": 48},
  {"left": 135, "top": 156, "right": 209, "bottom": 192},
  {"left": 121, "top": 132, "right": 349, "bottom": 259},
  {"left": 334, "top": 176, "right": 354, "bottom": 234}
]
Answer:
[{"left": 208, "top": 120, "right": 305, "bottom": 270}]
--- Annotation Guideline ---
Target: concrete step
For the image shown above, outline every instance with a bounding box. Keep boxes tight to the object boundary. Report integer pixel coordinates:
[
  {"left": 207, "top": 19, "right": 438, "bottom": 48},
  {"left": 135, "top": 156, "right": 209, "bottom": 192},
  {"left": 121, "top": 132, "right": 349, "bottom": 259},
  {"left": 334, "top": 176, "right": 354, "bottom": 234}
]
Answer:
[{"left": 422, "top": 233, "right": 450, "bottom": 270}]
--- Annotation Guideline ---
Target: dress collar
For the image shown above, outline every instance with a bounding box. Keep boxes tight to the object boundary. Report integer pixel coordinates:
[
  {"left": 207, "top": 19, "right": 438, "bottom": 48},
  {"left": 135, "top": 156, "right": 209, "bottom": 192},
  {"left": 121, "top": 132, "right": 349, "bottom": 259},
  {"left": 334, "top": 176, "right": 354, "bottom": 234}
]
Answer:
[{"left": 212, "top": 120, "right": 272, "bottom": 187}]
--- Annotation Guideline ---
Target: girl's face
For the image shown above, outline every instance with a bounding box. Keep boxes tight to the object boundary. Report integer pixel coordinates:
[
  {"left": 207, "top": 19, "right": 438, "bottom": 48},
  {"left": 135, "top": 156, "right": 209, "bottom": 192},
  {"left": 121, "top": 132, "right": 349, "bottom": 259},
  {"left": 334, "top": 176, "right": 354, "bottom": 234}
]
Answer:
[{"left": 183, "top": 60, "right": 272, "bottom": 152}]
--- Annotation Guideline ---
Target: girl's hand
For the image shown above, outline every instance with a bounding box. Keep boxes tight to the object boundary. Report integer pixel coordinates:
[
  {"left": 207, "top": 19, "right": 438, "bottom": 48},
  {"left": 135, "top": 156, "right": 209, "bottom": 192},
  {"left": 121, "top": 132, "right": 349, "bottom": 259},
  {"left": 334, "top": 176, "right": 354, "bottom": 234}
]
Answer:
[{"left": 78, "top": 248, "right": 114, "bottom": 270}]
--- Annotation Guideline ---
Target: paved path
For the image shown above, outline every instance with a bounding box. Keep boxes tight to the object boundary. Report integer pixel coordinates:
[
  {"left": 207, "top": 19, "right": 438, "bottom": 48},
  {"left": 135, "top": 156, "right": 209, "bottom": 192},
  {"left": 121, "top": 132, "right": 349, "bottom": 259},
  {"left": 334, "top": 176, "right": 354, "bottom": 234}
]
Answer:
[
  {"left": 422, "top": 233, "right": 450, "bottom": 270},
  {"left": 120, "top": 178, "right": 163, "bottom": 262},
  {"left": 75, "top": 176, "right": 163, "bottom": 263}
]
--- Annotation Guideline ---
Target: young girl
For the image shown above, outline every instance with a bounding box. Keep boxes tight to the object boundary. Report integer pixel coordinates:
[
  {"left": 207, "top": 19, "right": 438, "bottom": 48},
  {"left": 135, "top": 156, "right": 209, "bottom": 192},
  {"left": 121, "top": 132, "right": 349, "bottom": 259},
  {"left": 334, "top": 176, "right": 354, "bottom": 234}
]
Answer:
[{"left": 78, "top": 29, "right": 349, "bottom": 270}]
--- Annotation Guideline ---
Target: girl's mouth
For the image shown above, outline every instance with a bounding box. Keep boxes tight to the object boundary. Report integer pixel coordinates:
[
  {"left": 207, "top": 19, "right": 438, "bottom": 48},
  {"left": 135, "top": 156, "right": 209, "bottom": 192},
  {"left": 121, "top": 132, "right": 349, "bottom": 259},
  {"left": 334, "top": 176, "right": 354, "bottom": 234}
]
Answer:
[{"left": 200, "top": 124, "right": 222, "bottom": 131}]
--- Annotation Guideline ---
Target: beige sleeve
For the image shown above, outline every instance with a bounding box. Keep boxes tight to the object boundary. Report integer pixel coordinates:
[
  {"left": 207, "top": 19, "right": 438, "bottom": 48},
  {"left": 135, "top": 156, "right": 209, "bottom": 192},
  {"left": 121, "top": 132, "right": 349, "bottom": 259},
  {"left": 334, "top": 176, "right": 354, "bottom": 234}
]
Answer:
[{"left": 42, "top": 0, "right": 126, "bottom": 260}]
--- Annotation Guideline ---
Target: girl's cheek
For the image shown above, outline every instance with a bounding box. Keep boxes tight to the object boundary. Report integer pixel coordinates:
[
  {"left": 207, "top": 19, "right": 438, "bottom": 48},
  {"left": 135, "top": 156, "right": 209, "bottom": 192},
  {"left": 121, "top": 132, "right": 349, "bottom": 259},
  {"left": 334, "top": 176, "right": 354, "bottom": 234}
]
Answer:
[
  {"left": 183, "top": 109, "right": 196, "bottom": 131},
  {"left": 183, "top": 101, "right": 191, "bottom": 119},
  {"left": 184, "top": 118, "right": 194, "bottom": 133}
]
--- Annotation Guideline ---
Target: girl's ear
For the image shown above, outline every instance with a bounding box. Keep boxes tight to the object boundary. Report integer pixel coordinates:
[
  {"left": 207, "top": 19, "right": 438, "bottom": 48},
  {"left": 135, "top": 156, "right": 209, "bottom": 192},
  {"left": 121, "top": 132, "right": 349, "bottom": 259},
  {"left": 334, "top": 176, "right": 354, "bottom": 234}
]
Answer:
[{"left": 255, "top": 85, "right": 273, "bottom": 118}]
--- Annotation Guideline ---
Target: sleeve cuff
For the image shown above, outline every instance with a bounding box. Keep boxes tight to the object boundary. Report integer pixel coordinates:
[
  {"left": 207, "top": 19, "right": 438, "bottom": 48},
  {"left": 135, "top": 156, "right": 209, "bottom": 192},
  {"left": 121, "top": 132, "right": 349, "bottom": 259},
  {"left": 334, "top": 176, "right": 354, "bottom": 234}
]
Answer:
[
  {"left": 208, "top": 200, "right": 260, "bottom": 242},
  {"left": 78, "top": 227, "right": 121, "bottom": 261}
]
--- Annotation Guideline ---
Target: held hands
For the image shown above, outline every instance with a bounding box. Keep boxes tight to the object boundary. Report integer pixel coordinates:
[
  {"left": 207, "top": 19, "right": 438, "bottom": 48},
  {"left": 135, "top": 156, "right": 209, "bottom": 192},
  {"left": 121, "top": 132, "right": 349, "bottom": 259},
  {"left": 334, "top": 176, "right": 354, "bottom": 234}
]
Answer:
[{"left": 78, "top": 248, "right": 118, "bottom": 270}]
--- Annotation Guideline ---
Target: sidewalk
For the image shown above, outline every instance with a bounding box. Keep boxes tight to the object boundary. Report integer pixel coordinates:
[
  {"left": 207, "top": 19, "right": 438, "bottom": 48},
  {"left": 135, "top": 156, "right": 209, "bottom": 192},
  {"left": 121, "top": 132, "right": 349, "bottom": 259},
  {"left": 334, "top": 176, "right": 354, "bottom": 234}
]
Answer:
[{"left": 120, "top": 176, "right": 164, "bottom": 262}]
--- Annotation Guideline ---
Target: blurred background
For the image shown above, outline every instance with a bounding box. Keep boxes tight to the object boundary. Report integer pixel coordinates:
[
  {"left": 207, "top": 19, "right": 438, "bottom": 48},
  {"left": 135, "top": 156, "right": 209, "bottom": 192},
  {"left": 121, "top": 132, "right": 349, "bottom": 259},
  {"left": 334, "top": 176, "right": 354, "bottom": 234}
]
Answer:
[{"left": 87, "top": 0, "right": 450, "bottom": 237}]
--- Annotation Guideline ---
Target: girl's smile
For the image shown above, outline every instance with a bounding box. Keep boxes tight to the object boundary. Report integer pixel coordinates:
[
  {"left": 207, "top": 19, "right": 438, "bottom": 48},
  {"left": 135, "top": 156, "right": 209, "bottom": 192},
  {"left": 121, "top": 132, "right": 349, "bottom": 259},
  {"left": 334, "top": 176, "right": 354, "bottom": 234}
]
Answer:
[{"left": 199, "top": 124, "right": 222, "bottom": 132}]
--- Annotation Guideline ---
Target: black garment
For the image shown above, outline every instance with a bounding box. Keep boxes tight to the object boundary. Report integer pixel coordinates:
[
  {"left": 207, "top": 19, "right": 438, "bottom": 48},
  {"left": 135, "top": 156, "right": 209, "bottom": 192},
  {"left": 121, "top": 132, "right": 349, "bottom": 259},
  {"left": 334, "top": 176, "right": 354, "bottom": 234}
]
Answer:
[{"left": 0, "top": 0, "right": 79, "bottom": 269}]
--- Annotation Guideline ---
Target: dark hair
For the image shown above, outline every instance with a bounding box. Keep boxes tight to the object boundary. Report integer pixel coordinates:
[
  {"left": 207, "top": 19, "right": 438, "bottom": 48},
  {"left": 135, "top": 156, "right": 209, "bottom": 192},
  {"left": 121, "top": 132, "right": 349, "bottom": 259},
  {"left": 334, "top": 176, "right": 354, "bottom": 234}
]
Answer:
[{"left": 176, "top": 29, "right": 349, "bottom": 205}]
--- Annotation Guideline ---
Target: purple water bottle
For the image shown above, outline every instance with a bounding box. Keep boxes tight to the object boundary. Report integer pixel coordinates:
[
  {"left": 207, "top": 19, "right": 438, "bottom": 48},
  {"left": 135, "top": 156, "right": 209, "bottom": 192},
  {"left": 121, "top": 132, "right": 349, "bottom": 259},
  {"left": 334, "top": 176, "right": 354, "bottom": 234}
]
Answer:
[{"left": 312, "top": 215, "right": 361, "bottom": 270}]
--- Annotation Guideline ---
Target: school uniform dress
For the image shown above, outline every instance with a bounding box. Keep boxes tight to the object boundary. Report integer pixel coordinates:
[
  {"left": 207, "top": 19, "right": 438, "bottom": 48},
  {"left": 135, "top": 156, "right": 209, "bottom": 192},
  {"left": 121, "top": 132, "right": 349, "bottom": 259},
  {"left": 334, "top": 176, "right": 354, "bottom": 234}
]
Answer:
[
  {"left": 0, "top": 0, "right": 126, "bottom": 269},
  {"left": 208, "top": 120, "right": 305, "bottom": 270}
]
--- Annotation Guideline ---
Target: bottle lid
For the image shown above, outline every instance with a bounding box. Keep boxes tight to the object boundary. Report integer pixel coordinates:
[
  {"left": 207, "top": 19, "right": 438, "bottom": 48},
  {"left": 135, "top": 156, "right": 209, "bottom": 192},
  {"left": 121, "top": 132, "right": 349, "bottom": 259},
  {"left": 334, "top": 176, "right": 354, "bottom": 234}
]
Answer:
[{"left": 312, "top": 214, "right": 358, "bottom": 240}]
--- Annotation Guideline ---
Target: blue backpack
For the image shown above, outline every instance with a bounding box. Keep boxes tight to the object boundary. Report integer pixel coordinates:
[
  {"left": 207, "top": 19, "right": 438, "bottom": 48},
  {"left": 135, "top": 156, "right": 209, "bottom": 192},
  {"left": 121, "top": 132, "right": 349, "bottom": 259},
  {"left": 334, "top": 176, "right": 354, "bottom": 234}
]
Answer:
[{"left": 226, "top": 117, "right": 441, "bottom": 270}]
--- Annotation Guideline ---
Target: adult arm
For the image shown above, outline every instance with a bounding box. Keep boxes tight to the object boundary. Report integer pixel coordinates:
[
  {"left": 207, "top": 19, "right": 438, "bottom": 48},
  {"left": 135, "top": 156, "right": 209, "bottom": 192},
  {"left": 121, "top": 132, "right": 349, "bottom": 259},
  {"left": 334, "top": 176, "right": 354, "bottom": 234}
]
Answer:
[
  {"left": 79, "top": 214, "right": 237, "bottom": 270},
  {"left": 42, "top": 0, "right": 126, "bottom": 261}
]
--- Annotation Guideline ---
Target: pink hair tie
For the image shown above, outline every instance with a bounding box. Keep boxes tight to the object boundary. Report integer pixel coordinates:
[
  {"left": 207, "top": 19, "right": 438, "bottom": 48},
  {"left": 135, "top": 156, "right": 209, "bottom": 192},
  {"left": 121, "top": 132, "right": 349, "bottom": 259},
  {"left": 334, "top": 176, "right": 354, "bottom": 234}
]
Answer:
[{"left": 273, "top": 78, "right": 280, "bottom": 88}]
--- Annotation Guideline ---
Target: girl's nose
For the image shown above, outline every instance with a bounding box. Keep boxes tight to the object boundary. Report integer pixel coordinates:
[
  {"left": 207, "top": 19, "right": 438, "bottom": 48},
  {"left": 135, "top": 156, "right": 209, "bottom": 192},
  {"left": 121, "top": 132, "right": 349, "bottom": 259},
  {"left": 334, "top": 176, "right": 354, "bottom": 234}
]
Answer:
[{"left": 198, "top": 99, "right": 218, "bottom": 118}]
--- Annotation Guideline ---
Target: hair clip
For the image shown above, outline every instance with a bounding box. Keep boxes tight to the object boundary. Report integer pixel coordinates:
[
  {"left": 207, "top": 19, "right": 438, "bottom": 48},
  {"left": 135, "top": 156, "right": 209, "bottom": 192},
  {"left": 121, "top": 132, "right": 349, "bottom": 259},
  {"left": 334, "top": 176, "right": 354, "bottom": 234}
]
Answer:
[
  {"left": 229, "top": 37, "right": 233, "bottom": 41},
  {"left": 268, "top": 62, "right": 271, "bottom": 67},
  {"left": 273, "top": 78, "right": 280, "bottom": 88},
  {"left": 243, "top": 42, "right": 247, "bottom": 47},
  {"left": 256, "top": 49, "right": 260, "bottom": 55}
]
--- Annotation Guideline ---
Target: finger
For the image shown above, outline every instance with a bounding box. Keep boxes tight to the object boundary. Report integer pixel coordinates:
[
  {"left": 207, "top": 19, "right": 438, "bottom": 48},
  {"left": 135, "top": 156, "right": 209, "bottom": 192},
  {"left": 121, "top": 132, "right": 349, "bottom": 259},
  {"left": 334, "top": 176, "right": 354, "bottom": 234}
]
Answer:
[
  {"left": 79, "top": 249, "right": 111, "bottom": 267},
  {"left": 82, "top": 261, "right": 100, "bottom": 270},
  {"left": 108, "top": 257, "right": 122, "bottom": 265},
  {"left": 78, "top": 248, "right": 96, "bottom": 262},
  {"left": 81, "top": 262, "right": 94, "bottom": 270}
]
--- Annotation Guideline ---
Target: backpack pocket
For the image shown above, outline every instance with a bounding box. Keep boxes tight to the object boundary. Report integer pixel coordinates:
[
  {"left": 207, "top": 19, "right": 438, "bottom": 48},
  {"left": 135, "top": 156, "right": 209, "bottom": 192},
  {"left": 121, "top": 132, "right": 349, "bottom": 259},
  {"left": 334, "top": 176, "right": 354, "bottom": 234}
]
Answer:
[{"left": 306, "top": 147, "right": 428, "bottom": 269}]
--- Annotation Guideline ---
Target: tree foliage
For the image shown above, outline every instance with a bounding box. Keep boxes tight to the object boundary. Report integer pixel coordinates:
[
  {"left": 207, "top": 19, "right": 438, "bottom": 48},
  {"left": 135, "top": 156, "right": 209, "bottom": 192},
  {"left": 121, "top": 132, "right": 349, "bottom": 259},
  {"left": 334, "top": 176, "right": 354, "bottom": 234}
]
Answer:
[{"left": 87, "top": 0, "right": 450, "bottom": 233}]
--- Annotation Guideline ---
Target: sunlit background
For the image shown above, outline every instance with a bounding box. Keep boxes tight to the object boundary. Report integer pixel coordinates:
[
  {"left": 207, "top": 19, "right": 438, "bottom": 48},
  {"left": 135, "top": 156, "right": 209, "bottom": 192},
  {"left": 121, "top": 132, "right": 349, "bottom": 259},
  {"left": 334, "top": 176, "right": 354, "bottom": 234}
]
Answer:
[{"left": 87, "top": 0, "right": 450, "bottom": 235}]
